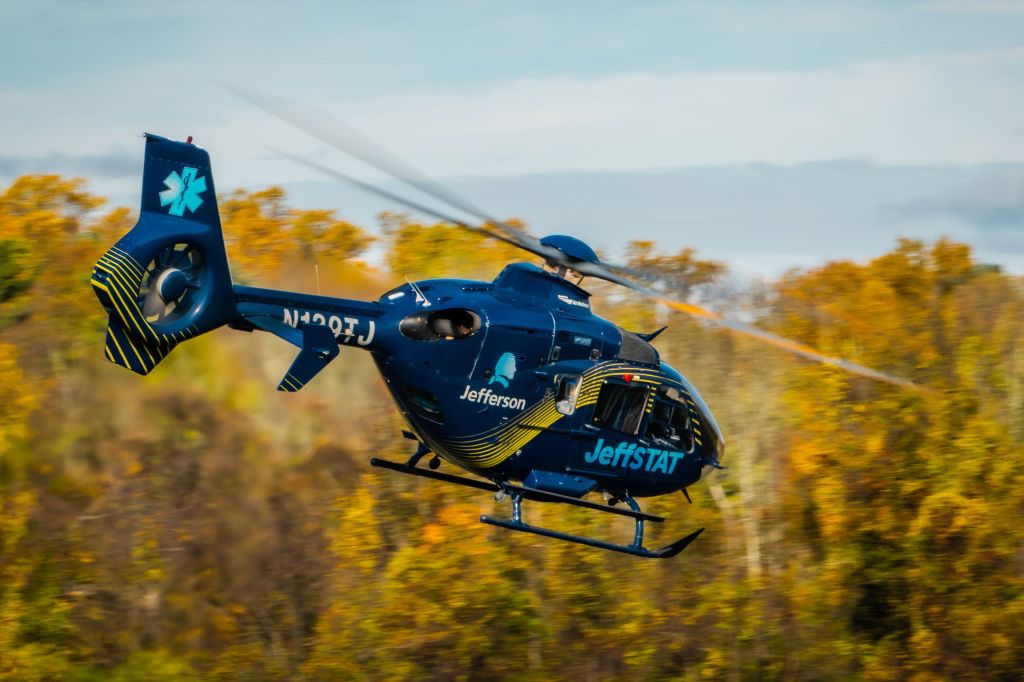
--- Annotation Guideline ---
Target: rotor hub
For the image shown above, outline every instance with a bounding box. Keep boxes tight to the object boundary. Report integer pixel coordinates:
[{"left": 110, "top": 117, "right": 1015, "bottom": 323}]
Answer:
[
  {"left": 156, "top": 268, "right": 189, "bottom": 302},
  {"left": 539, "top": 234, "right": 600, "bottom": 265}
]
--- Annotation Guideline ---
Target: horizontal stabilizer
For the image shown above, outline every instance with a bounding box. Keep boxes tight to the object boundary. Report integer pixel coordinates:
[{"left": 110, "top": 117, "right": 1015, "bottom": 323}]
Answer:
[
  {"left": 277, "top": 324, "right": 339, "bottom": 392},
  {"left": 242, "top": 314, "right": 303, "bottom": 348},
  {"left": 103, "top": 318, "right": 175, "bottom": 375}
]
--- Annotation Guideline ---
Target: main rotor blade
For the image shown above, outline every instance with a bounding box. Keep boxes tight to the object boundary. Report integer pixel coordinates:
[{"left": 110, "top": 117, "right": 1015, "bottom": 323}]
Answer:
[
  {"left": 280, "top": 152, "right": 921, "bottom": 390},
  {"left": 231, "top": 86, "right": 671, "bottom": 284},
  {"left": 243, "top": 91, "right": 924, "bottom": 391},
  {"left": 654, "top": 297, "right": 924, "bottom": 391},
  {"left": 272, "top": 149, "right": 523, "bottom": 250},
  {"left": 227, "top": 85, "right": 533, "bottom": 245},
  {"left": 227, "top": 85, "right": 637, "bottom": 276}
]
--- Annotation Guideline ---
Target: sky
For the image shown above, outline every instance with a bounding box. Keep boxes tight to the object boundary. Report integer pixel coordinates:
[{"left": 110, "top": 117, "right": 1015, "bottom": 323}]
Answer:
[{"left": 2, "top": 0, "right": 1024, "bottom": 276}]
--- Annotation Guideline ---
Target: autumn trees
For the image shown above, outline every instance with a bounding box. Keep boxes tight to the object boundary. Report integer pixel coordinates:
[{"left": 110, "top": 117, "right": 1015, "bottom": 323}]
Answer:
[{"left": 1, "top": 174, "right": 1022, "bottom": 680}]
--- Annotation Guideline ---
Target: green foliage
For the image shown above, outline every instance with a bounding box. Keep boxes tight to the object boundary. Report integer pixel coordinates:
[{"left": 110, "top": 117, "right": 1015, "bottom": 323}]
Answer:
[
  {"left": 2, "top": 174, "right": 1022, "bottom": 679},
  {"left": 0, "top": 238, "right": 34, "bottom": 306}
]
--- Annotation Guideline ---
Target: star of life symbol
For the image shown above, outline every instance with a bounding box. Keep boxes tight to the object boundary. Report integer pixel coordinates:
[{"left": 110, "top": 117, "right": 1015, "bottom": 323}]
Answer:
[{"left": 159, "top": 166, "right": 207, "bottom": 217}]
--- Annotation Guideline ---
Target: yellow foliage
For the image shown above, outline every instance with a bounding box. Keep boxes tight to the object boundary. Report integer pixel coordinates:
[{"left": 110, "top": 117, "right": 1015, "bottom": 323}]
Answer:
[
  {"left": 381, "top": 211, "right": 528, "bottom": 281},
  {"left": 2, "top": 170, "right": 1023, "bottom": 679}
]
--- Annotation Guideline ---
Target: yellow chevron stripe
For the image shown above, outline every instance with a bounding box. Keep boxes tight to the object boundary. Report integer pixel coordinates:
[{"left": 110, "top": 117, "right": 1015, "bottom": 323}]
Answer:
[
  {"left": 106, "top": 326, "right": 132, "bottom": 368},
  {"left": 95, "top": 261, "right": 140, "bottom": 302},
  {"left": 99, "top": 258, "right": 143, "bottom": 286},
  {"left": 126, "top": 336, "right": 154, "bottom": 371},
  {"left": 95, "top": 260, "right": 172, "bottom": 350},
  {"left": 444, "top": 363, "right": 668, "bottom": 451},
  {"left": 108, "top": 247, "right": 146, "bottom": 276},
  {"left": 100, "top": 281, "right": 158, "bottom": 365},
  {"left": 93, "top": 264, "right": 153, "bottom": 344},
  {"left": 101, "top": 250, "right": 144, "bottom": 279},
  {"left": 95, "top": 279, "right": 147, "bottom": 366},
  {"left": 433, "top": 361, "right": 702, "bottom": 471},
  {"left": 114, "top": 324, "right": 149, "bottom": 369}
]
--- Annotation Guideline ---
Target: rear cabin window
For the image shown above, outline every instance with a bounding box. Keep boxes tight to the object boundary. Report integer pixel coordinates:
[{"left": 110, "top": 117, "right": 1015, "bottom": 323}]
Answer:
[
  {"left": 644, "top": 387, "right": 694, "bottom": 452},
  {"left": 592, "top": 382, "right": 648, "bottom": 435}
]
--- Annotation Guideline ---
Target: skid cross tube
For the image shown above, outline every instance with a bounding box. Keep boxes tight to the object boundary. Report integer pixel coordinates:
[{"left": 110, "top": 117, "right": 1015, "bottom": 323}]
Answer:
[
  {"left": 623, "top": 494, "right": 645, "bottom": 549},
  {"left": 481, "top": 488, "right": 703, "bottom": 559},
  {"left": 403, "top": 441, "right": 431, "bottom": 469},
  {"left": 370, "top": 455, "right": 703, "bottom": 558},
  {"left": 480, "top": 515, "right": 705, "bottom": 559}
]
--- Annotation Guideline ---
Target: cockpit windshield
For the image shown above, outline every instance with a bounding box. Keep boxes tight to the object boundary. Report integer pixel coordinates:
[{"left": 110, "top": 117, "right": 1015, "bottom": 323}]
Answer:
[
  {"left": 592, "top": 381, "right": 649, "bottom": 435},
  {"left": 644, "top": 386, "right": 694, "bottom": 452}
]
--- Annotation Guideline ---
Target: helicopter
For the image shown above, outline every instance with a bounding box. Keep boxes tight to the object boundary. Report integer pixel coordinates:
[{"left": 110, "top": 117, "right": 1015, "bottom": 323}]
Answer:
[{"left": 91, "top": 115, "right": 919, "bottom": 559}]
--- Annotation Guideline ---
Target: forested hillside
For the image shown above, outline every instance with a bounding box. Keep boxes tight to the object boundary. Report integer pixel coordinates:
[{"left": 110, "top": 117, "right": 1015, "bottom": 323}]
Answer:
[{"left": 1, "top": 176, "right": 1022, "bottom": 680}]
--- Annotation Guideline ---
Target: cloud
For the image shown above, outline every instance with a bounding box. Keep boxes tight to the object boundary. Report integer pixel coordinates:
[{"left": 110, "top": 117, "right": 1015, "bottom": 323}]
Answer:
[
  {"left": 0, "top": 151, "right": 137, "bottom": 180},
  {"left": 5, "top": 46, "right": 1024, "bottom": 183},
  {"left": 283, "top": 160, "right": 1024, "bottom": 276},
  {"left": 295, "top": 48, "right": 1024, "bottom": 176},
  {"left": 885, "top": 165, "right": 1024, "bottom": 234},
  {"left": 915, "top": 1, "right": 1024, "bottom": 16}
]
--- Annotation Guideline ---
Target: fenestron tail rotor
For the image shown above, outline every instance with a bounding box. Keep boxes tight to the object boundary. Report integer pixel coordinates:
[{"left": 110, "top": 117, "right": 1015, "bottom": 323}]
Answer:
[
  {"left": 139, "top": 243, "right": 204, "bottom": 325},
  {"left": 235, "top": 89, "right": 924, "bottom": 392}
]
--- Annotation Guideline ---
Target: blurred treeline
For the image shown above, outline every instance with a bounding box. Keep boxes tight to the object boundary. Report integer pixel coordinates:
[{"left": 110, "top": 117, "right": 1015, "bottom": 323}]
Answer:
[{"left": 1, "top": 175, "right": 1023, "bottom": 681}]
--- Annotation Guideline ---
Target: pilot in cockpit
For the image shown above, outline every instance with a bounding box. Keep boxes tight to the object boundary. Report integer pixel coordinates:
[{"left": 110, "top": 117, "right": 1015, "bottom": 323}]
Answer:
[{"left": 543, "top": 260, "right": 584, "bottom": 284}]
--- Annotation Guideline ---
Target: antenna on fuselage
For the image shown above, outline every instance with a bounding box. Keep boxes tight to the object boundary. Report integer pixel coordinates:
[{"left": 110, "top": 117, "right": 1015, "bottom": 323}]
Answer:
[{"left": 405, "top": 277, "right": 432, "bottom": 307}]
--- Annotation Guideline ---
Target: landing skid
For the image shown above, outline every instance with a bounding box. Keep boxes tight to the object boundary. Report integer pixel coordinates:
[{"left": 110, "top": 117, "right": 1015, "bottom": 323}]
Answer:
[
  {"left": 370, "top": 452, "right": 704, "bottom": 559},
  {"left": 480, "top": 516, "right": 704, "bottom": 559}
]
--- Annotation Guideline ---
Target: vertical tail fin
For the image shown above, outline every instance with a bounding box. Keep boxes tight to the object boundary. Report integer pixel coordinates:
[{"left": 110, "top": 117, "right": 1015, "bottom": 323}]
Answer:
[{"left": 91, "top": 134, "right": 236, "bottom": 374}]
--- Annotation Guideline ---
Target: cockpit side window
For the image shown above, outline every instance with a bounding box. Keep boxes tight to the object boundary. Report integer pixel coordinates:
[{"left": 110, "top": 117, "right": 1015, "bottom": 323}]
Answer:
[
  {"left": 554, "top": 374, "right": 582, "bottom": 416},
  {"left": 644, "top": 387, "right": 694, "bottom": 452},
  {"left": 592, "top": 381, "right": 649, "bottom": 435},
  {"left": 400, "top": 309, "right": 481, "bottom": 341}
]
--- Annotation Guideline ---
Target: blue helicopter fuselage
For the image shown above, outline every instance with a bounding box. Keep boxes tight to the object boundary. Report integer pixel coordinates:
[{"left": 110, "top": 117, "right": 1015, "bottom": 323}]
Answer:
[{"left": 233, "top": 262, "right": 724, "bottom": 500}]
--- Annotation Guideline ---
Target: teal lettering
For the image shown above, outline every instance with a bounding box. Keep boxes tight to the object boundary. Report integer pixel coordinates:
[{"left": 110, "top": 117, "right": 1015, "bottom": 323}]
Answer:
[
  {"left": 667, "top": 451, "right": 684, "bottom": 474},
  {"left": 652, "top": 451, "right": 669, "bottom": 474},
  {"left": 612, "top": 442, "right": 628, "bottom": 467},
  {"left": 645, "top": 449, "right": 660, "bottom": 471}
]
